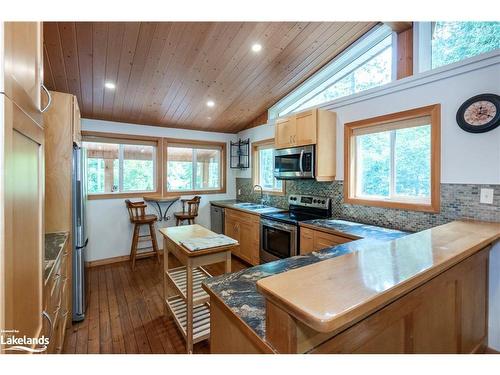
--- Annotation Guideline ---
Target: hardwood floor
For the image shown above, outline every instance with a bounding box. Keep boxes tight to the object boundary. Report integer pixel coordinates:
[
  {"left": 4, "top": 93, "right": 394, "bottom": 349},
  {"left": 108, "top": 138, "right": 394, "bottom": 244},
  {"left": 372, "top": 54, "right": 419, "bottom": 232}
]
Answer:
[{"left": 62, "top": 254, "right": 248, "bottom": 354}]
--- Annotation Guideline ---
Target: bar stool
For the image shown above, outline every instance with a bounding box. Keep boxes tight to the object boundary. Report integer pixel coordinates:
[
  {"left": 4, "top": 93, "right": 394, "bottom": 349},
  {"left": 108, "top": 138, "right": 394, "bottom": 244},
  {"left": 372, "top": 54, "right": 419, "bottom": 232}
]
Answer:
[
  {"left": 173, "top": 196, "right": 201, "bottom": 226},
  {"left": 125, "top": 200, "right": 161, "bottom": 270}
]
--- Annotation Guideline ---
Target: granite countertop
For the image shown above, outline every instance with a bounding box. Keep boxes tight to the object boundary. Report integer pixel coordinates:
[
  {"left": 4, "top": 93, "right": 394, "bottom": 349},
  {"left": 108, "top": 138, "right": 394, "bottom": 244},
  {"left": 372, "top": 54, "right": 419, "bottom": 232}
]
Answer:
[
  {"left": 210, "top": 199, "right": 285, "bottom": 215},
  {"left": 44, "top": 232, "right": 69, "bottom": 283},
  {"left": 203, "top": 220, "right": 408, "bottom": 340},
  {"left": 300, "top": 219, "right": 408, "bottom": 241}
]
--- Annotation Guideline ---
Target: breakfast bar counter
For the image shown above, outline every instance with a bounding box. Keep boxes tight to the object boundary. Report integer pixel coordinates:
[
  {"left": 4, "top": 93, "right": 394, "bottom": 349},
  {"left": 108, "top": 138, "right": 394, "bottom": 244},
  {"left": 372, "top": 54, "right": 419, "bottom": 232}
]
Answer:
[{"left": 203, "top": 220, "right": 500, "bottom": 354}]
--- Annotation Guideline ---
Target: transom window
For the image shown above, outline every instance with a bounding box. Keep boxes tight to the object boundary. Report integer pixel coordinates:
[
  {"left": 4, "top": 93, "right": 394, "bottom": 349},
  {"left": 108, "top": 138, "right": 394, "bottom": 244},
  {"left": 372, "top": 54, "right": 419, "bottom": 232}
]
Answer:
[
  {"left": 83, "top": 135, "right": 159, "bottom": 197},
  {"left": 252, "top": 139, "right": 284, "bottom": 195},
  {"left": 344, "top": 105, "right": 440, "bottom": 212},
  {"left": 431, "top": 22, "right": 500, "bottom": 69},
  {"left": 269, "top": 25, "right": 393, "bottom": 119},
  {"left": 165, "top": 141, "right": 225, "bottom": 194}
]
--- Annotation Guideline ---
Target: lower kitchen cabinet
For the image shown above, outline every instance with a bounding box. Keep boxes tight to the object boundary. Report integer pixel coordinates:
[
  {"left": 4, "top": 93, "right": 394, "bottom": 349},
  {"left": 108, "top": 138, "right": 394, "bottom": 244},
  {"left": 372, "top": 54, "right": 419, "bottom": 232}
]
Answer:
[
  {"left": 42, "top": 238, "right": 70, "bottom": 354},
  {"left": 300, "top": 227, "right": 353, "bottom": 254},
  {"left": 224, "top": 208, "right": 260, "bottom": 266}
]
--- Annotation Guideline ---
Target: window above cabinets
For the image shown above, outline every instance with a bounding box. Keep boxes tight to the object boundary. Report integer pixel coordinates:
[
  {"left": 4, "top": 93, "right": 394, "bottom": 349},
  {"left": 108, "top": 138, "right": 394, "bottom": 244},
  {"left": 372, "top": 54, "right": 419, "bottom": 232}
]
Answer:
[
  {"left": 344, "top": 104, "right": 441, "bottom": 213},
  {"left": 82, "top": 133, "right": 161, "bottom": 199},
  {"left": 252, "top": 139, "right": 285, "bottom": 195}
]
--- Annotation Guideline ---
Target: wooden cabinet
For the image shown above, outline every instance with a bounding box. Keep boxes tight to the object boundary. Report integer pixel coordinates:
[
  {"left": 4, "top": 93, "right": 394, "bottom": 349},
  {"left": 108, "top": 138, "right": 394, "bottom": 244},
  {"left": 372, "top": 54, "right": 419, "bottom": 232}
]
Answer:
[
  {"left": 2, "top": 22, "right": 44, "bottom": 125},
  {"left": 224, "top": 208, "right": 260, "bottom": 266},
  {"left": 42, "top": 238, "right": 70, "bottom": 354},
  {"left": 72, "top": 97, "right": 81, "bottom": 145},
  {"left": 275, "top": 109, "right": 337, "bottom": 181},
  {"left": 300, "top": 227, "right": 353, "bottom": 255},
  {"left": 2, "top": 94, "right": 45, "bottom": 347}
]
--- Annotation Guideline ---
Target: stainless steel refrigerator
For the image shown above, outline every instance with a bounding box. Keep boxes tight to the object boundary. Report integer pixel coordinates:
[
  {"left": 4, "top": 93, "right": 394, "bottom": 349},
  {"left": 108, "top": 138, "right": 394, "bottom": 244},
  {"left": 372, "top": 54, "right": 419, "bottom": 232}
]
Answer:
[{"left": 72, "top": 145, "right": 88, "bottom": 322}]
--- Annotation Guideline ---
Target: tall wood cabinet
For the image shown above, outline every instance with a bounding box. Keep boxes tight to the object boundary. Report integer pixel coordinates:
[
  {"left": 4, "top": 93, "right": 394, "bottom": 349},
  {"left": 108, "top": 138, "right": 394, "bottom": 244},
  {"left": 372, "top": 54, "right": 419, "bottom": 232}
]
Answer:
[
  {"left": 1, "top": 22, "right": 45, "bottom": 353},
  {"left": 275, "top": 108, "right": 337, "bottom": 181}
]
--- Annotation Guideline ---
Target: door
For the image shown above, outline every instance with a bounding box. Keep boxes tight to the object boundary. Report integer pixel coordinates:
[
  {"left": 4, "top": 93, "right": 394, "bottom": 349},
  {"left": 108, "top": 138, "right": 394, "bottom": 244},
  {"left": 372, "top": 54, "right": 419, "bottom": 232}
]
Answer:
[
  {"left": 275, "top": 116, "right": 296, "bottom": 149},
  {"left": 3, "top": 22, "right": 43, "bottom": 125},
  {"left": 295, "top": 110, "right": 317, "bottom": 146},
  {"left": 2, "top": 94, "right": 44, "bottom": 347}
]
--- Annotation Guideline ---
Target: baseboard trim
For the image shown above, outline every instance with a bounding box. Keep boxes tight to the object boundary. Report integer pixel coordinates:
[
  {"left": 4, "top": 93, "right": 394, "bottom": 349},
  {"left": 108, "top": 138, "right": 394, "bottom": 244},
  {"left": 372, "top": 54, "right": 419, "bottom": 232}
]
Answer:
[
  {"left": 485, "top": 346, "right": 500, "bottom": 354},
  {"left": 85, "top": 250, "right": 163, "bottom": 268}
]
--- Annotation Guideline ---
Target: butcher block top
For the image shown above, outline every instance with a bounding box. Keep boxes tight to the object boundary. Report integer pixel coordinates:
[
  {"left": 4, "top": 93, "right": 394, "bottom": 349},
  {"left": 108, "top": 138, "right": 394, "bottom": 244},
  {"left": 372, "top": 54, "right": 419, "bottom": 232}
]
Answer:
[{"left": 256, "top": 220, "right": 500, "bottom": 334}]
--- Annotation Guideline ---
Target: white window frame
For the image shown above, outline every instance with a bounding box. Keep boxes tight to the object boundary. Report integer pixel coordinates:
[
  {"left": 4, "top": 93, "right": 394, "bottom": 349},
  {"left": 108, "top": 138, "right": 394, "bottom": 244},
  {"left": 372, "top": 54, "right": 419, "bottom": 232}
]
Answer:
[
  {"left": 252, "top": 139, "right": 285, "bottom": 195},
  {"left": 268, "top": 24, "right": 394, "bottom": 120}
]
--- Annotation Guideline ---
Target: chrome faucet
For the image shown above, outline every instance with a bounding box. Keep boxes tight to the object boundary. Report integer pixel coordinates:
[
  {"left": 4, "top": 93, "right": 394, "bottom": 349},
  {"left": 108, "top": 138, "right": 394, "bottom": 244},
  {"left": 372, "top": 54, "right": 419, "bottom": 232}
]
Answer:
[{"left": 253, "top": 184, "right": 264, "bottom": 205}]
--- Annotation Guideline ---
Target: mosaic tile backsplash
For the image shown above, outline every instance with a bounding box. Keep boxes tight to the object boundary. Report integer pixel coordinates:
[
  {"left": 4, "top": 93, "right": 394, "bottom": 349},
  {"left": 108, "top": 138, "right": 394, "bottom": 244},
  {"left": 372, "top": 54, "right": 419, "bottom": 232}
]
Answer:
[{"left": 236, "top": 178, "right": 500, "bottom": 232}]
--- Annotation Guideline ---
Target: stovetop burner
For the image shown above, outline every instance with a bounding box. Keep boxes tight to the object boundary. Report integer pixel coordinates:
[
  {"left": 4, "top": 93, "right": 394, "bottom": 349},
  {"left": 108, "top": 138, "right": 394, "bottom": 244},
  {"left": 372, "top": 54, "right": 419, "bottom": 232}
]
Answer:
[{"left": 260, "top": 194, "right": 331, "bottom": 225}]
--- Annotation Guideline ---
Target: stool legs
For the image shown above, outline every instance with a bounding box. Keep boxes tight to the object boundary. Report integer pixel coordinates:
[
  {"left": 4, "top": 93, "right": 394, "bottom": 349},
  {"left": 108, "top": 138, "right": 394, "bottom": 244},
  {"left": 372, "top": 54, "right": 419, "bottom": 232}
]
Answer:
[
  {"left": 130, "top": 224, "right": 140, "bottom": 270},
  {"left": 149, "top": 222, "right": 161, "bottom": 263}
]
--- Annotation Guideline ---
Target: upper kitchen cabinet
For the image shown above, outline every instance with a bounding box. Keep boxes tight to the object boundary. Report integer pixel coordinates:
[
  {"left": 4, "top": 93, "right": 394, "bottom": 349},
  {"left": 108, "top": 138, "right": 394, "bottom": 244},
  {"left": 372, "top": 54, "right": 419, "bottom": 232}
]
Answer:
[
  {"left": 2, "top": 22, "right": 44, "bottom": 126},
  {"left": 275, "top": 109, "right": 337, "bottom": 181}
]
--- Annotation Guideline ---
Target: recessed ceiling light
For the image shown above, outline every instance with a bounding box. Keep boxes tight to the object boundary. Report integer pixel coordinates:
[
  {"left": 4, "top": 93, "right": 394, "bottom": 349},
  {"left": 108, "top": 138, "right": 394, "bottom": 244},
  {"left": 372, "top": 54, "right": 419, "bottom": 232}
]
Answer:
[
  {"left": 206, "top": 100, "right": 215, "bottom": 108},
  {"left": 251, "top": 43, "right": 262, "bottom": 52},
  {"left": 105, "top": 82, "right": 116, "bottom": 90},
  {"left": 207, "top": 116, "right": 212, "bottom": 120}
]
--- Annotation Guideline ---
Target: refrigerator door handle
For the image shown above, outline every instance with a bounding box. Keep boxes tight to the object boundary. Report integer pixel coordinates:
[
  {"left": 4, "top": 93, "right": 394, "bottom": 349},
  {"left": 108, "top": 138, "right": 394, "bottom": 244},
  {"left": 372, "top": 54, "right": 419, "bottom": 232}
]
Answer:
[{"left": 76, "top": 238, "right": 88, "bottom": 250}]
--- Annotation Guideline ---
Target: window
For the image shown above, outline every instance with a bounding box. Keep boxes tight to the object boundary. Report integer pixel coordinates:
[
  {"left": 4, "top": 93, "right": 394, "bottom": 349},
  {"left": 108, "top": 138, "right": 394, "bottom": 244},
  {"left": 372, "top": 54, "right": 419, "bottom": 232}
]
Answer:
[
  {"left": 269, "top": 25, "right": 393, "bottom": 119},
  {"left": 252, "top": 139, "right": 284, "bottom": 195},
  {"left": 344, "top": 105, "right": 440, "bottom": 212},
  {"left": 431, "top": 22, "right": 500, "bottom": 69},
  {"left": 83, "top": 133, "right": 160, "bottom": 198},
  {"left": 165, "top": 140, "right": 225, "bottom": 194}
]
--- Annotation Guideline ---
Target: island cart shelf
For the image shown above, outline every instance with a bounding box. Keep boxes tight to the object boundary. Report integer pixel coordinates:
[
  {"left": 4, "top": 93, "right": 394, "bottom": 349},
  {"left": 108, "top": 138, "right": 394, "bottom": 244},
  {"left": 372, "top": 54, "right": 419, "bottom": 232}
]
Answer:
[{"left": 160, "top": 224, "right": 237, "bottom": 353}]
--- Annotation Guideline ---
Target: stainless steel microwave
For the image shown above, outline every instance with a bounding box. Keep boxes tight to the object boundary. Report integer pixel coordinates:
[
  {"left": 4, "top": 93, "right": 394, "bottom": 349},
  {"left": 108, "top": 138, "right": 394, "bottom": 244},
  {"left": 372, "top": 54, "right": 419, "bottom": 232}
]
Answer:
[{"left": 274, "top": 145, "right": 314, "bottom": 179}]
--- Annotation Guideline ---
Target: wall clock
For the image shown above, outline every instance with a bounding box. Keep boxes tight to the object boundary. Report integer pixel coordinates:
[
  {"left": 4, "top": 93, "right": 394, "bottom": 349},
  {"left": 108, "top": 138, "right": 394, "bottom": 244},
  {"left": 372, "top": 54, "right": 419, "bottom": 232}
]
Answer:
[{"left": 456, "top": 93, "right": 500, "bottom": 133}]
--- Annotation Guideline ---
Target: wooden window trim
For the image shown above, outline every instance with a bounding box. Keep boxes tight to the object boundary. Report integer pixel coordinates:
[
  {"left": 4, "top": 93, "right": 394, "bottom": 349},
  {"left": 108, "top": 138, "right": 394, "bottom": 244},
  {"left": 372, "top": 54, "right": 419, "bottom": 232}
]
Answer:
[
  {"left": 163, "top": 138, "right": 227, "bottom": 196},
  {"left": 82, "top": 131, "right": 162, "bottom": 200},
  {"left": 252, "top": 138, "right": 286, "bottom": 196},
  {"left": 343, "top": 104, "right": 441, "bottom": 213}
]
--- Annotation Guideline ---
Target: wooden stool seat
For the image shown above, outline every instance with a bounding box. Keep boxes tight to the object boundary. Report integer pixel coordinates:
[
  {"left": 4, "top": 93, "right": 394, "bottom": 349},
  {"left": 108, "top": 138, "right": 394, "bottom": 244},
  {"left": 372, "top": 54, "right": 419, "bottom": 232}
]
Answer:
[
  {"left": 125, "top": 200, "right": 161, "bottom": 270},
  {"left": 174, "top": 196, "right": 201, "bottom": 226}
]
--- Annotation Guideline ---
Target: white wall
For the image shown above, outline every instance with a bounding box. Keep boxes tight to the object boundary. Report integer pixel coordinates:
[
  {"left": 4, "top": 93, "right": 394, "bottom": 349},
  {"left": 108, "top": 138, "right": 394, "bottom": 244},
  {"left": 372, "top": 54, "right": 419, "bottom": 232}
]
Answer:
[
  {"left": 239, "top": 52, "right": 500, "bottom": 184},
  {"left": 82, "top": 119, "right": 237, "bottom": 262}
]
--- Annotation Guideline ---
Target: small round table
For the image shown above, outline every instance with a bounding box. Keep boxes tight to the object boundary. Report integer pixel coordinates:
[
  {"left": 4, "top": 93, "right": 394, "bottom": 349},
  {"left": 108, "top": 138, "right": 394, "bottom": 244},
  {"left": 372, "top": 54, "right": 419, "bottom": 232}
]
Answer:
[{"left": 143, "top": 195, "right": 180, "bottom": 221}]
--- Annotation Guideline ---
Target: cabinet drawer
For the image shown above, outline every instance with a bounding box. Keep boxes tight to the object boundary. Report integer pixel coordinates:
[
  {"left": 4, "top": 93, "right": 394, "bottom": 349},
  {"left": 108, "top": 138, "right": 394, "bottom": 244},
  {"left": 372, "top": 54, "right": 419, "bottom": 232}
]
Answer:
[{"left": 314, "top": 231, "right": 351, "bottom": 250}]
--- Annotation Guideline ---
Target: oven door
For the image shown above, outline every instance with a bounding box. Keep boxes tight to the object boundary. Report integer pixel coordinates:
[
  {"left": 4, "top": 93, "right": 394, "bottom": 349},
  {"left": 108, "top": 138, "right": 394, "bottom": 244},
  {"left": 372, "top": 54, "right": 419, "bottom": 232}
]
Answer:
[
  {"left": 260, "top": 219, "right": 297, "bottom": 263},
  {"left": 274, "top": 145, "right": 314, "bottom": 179}
]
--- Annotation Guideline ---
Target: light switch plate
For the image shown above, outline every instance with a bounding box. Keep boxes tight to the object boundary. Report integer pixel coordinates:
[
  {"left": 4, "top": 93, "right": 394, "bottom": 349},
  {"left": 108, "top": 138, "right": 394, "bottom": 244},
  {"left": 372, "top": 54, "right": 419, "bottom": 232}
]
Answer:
[
  {"left": 480, "top": 188, "right": 494, "bottom": 204},
  {"left": 237, "top": 189, "right": 241, "bottom": 196}
]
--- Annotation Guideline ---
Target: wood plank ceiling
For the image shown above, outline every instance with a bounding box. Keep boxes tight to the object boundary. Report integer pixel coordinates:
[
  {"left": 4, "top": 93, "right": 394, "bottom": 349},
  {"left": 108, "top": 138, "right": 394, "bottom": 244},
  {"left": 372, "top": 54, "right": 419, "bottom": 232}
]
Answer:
[{"left": 43, "top": 22, "right": 376, "bottom": 133}]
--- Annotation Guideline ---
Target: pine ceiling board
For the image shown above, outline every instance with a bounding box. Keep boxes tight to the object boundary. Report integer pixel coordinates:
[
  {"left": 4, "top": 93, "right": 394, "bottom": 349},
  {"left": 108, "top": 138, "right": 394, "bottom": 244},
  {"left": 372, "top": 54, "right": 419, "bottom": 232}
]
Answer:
[
  {"left": 128, "top": 22, "right": 173, "bottom": 124},
  {"left": 43, "top": 22, "right": 69, "bottom": 92},
  {"left": 102, "top": 23, "right": 125, "bottom": 117},
  {"left": 136, "top": 22, "right": 189, "bottom": 125},
  {"left": 110, "top": 22, "right": 141, "bottom": 120},
  {"left": 181, "top": 22, "right": 286, "bottom": 129},
  {"left": 91, "top": 23, "right": 109, "bottom": 117},
  {"left": 157, "top": 22, "right": 219, "bottom": 126},
  {"left": 169, "top": 22, "right": 239, "bottom": 127},
  {"left": 119, "top": 22, "right": 158, "bottom": 121},
  {"left": 43, "top": 21, "right": 376, "bottom": 133},
  {"left": 186, "top": 22, "right": 302, "bottom": 130},
  {"left": 57, "top": 22, "right": 83, "bottom": 107},
  {"left": 75, "top": 22, "right": 94, "bottom": 114}
]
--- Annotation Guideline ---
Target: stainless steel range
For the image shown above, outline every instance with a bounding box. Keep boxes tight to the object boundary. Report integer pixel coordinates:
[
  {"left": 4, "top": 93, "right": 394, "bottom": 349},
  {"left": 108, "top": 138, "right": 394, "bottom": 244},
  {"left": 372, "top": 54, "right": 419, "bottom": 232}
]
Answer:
[{"left": 259, "top": 194, "right": 331, "bottom": 263}]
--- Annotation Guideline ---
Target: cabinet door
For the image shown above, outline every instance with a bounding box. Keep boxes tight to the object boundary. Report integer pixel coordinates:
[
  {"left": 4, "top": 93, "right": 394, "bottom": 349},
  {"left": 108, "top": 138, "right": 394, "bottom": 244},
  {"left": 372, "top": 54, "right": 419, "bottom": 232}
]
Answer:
[
  {"left": 275, "top": 116, "right": 296, "bottom": 149},
  {"left": 72, "top": 97, "right": 82, "bottom": 145},
  {"left": 295, "top": 110, "right": 317, "bottom": 146},
  {"left": 239, "top": 218, "right": 260, "bottom": 266},
  {"left": 3, "top": 94, "right": 44, "bottom": 344},
  {"left": 3, "top": 22, "right": 43, "bottom": 126},
  {"left": 300, "top": 227, "right": 315, "bottom": 254},
  {"left": 224, "top": 215, "right": 240, "bottom": 257}
]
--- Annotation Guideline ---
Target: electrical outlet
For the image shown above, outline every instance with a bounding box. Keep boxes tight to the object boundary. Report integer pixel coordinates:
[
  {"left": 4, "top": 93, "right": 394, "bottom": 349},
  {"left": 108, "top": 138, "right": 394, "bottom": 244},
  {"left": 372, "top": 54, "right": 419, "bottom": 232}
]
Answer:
[
  {"left": 480, "top": 188, "right": 494, "bottom": 204},
  {"left": 237, "top": 189, "right": 241, "bottom": 196}
]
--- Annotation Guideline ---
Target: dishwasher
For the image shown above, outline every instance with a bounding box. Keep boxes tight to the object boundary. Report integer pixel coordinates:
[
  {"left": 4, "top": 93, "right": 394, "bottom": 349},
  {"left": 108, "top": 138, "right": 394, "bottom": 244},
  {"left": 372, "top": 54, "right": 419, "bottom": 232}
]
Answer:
[{"left": 210, "top": 204, "right": 225, "bottom": 234}]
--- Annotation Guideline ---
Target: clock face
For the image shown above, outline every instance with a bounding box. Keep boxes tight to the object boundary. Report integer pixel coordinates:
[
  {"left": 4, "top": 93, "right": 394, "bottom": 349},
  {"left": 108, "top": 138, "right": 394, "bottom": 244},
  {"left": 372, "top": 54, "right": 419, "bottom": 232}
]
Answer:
[{"left": 463, "top": 100, "right": 497, "bottom": 126}]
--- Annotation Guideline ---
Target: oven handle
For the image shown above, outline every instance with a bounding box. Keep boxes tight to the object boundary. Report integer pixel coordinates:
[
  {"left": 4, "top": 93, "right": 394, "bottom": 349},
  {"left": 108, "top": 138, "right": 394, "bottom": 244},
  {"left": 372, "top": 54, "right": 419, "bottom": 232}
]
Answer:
[
  {"left": 299, "top": 149, "right": 304, "bottom": 175},
  {"left": 261, "top": 218, "right": 297, "bottom": 233}
]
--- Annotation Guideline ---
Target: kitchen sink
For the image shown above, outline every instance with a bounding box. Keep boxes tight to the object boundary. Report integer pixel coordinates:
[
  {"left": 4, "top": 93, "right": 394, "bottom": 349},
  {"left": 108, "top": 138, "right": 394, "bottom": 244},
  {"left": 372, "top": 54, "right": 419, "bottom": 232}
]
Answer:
[{"left": 234, "top": 202, "right": 269, "bottom": 210}]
